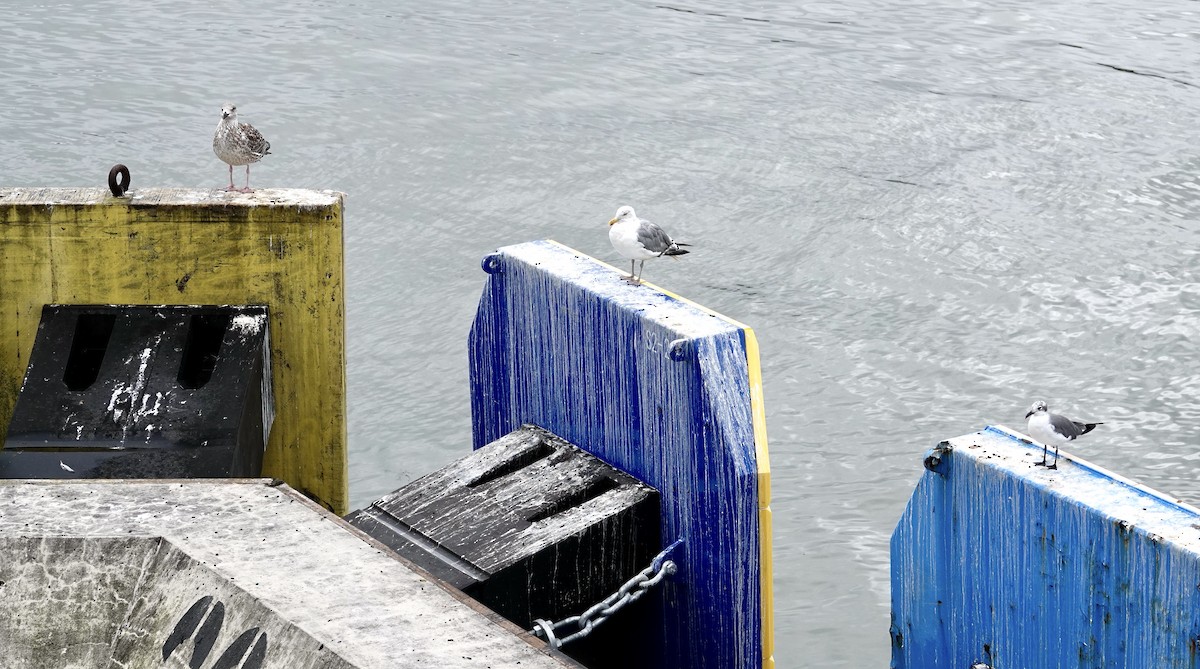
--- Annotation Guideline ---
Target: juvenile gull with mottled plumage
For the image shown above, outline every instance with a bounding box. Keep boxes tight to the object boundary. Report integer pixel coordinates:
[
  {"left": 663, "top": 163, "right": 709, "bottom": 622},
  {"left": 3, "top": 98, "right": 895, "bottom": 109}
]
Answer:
[
  {"left": 607, "top": 205, "right": 690, "bottom": 285},
  {"left": 213, "top": 103, "right": 271, "bottom": 193},
  {"left": 1024, "top": 400, "right": 1103, "bottom": 470}
]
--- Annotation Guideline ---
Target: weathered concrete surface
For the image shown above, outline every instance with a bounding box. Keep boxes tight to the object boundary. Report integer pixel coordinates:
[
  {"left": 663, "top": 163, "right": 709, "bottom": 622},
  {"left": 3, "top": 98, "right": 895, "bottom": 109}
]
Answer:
[{"left": 0, "top": 479, "right": 576, "bottom": 669}]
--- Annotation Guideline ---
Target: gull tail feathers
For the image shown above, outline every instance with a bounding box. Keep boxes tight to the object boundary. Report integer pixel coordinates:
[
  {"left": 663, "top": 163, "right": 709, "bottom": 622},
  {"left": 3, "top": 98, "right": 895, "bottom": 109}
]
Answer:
[{"left": 1076, "top": 422, "right": 1102, "bottom": 435}]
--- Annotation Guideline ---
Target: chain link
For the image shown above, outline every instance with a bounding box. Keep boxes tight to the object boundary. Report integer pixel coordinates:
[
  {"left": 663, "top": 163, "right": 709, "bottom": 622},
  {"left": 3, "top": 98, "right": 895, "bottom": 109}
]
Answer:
[{"left": 531, "top": 539, "right": 683, "bottom": 649}]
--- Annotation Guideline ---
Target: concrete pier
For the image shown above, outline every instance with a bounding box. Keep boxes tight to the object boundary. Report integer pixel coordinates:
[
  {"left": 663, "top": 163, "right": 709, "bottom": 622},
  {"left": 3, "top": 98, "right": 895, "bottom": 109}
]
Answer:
[{"left": 0, "top": 479, "right": 576, "bottom": 669}]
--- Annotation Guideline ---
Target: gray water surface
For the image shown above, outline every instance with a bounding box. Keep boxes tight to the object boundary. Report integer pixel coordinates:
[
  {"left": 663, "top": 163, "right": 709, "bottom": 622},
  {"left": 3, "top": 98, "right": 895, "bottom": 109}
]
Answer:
[{"left": 3, "top": 0, "right": 1200, "bottom": 665}]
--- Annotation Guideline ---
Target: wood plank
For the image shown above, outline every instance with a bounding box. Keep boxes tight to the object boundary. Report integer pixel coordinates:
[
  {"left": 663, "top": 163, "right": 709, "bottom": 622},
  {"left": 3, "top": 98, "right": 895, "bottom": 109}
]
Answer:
[{"left": 348, "top": 424, "right": 660, "bottom": 649}]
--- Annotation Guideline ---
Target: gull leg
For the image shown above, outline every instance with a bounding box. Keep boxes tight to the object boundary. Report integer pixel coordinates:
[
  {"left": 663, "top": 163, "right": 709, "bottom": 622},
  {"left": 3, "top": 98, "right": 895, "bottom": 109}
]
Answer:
[
  {"left": 1035, "top": 443, "right": 1048, "bottom": 467},
  {"left": 1047, "top": 446, "right": 1059, "bottom": 470},
  {"left": 625, "top": 260, "right": 637, "bottom": 284},
  {"left": 240, "top": 165, "right": 254, "bottom": 193},
  {"left": 225, "top": 164, "right": 237, "bottom": 191},
  {"left": 636, "top": 260, "right": 646, "bottom": 284}
]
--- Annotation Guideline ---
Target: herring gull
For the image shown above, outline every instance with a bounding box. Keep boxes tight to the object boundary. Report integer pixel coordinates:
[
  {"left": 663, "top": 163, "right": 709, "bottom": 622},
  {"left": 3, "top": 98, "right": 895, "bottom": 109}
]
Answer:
[{"left": 606, "top": 205, "right": 690, "bottom": 285}]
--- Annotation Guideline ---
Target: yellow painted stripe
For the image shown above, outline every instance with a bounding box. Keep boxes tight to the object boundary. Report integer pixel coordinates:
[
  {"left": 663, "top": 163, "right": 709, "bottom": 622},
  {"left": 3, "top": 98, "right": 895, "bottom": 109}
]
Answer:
[
  {"left": 544, "top": 240, "right": 774, "bottom": 668},
  {"left": 743, "top": 327, "right": 774, "bottom": 669}
]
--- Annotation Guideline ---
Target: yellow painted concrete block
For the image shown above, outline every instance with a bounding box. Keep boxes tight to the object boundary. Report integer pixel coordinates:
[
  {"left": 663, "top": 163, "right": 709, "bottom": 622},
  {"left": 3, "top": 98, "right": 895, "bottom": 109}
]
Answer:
[{"left": 0, "top": 188, "right": 348, "bottom": 513}]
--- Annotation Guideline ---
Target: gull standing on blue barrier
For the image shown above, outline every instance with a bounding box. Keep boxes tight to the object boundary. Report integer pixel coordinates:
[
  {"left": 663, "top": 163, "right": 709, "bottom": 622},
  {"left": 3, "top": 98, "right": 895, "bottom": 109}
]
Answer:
[
  {"left": 607, "top": 205, "right": 690, "bottom": 285},
  {"left": 1024, "top": 400, "right": 1102, "bottom": 470}
]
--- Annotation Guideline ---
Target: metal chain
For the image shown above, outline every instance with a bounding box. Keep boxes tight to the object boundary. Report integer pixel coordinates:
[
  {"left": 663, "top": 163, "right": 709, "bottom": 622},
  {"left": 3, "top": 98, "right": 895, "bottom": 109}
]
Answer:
[{"left": 531, "top": 539, "right": 683, "bottom": 649}]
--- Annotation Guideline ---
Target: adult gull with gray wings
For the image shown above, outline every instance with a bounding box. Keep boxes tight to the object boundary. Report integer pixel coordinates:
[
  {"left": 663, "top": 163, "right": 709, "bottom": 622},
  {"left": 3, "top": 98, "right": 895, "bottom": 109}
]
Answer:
[
  {"left": 1024, "top": 400, "right": 1102, "bottom": 470},
  {"left": 607, "top": 205, "right": 690, "bottom": 285}
]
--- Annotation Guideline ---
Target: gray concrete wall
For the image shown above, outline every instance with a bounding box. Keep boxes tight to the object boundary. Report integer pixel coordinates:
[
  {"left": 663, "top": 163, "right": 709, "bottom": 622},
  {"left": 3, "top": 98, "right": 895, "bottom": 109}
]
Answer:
[{"left": 0, "top": 480, "right": 576, "bottom": 669}]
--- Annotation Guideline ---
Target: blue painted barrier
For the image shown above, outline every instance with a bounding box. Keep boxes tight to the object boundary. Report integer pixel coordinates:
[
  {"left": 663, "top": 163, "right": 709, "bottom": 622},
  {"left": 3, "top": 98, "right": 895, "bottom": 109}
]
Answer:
[
  {"left": 469, "top": 240, "right": 773, "bottom": 669},
  {"left": 892, "top": 425, "right": 1200, "bottom": 668}
]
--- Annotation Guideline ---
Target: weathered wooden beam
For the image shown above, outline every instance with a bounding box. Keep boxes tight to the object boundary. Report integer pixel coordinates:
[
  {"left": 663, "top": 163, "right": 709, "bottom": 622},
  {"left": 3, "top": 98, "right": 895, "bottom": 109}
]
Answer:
[
  {"left": 347, "top": 425, "right": 660, "bottom": 626},
  {"left": 0, "top": 188, "right": 347, "bottom": 512},
  {"left": 892, "top": 425, "right": 1200, "bottom": 668}
]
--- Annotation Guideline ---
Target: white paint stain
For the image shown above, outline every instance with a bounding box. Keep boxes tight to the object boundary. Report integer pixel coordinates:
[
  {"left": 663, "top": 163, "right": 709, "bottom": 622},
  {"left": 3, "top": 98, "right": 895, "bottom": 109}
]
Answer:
[
  {"left": 107, "top": 383, "right": 128, "bottom": 422},
  {"left": 135, "top": 391, "right": 164, "bottom": 420},
  {"left": 230, "top": 314, "right": 264, "bottom": 335},
  {"left": 105, "top": 335, "right": 162, "bottom": 440}
]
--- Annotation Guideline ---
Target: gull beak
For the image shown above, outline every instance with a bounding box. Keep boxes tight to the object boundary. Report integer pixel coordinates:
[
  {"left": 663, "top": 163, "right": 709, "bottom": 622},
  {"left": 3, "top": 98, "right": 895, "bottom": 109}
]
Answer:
[
  {"left": 607, "top": 217, "right": 619, "bottom": 226},
  {"left": 1024, "top": 410, "right": 1034, "bottom": 419}
]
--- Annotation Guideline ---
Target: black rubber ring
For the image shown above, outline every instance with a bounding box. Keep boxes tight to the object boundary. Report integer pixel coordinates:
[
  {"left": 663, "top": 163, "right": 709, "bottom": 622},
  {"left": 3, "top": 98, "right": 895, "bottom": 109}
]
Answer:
[{"left": 108, "top": 164, "right": 130, "bottom": 196}]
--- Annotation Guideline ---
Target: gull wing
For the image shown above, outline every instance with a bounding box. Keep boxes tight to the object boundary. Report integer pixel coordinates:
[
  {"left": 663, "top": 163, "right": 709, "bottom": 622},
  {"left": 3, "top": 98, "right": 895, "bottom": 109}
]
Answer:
[{"left": 239, "top": 123, "right": 272, "bottom": 158}]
